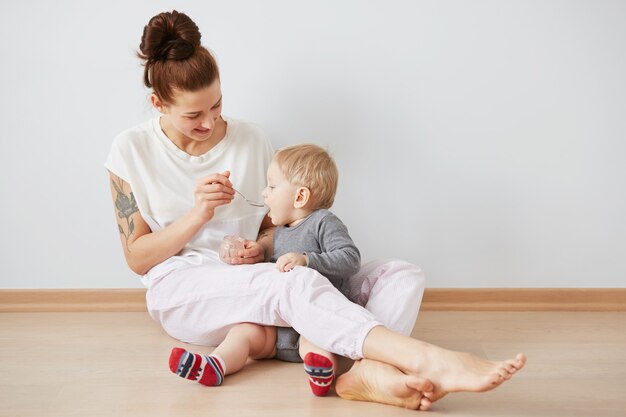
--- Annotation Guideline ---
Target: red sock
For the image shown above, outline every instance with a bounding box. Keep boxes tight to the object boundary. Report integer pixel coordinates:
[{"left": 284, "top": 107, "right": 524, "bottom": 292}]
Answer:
[
  {"left": 169, "top": 347, "right": 225, "bottom": 386},
  {"left": 303, "top": 352, "right": 334, "bottom": 396}
]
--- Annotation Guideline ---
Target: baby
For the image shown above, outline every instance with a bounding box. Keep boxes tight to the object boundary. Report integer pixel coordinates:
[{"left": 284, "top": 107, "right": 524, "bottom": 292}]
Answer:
[{"left": 169, "top": 144, "right": 361, "bottom": 396}]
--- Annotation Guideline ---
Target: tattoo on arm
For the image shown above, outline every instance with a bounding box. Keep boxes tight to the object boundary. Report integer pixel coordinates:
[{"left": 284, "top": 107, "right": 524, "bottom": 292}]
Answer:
[
  {"left": 112, "top": 177, "right": 139, "bottom": 251},
  {"left": 257, "top": 227, "right": 275, "bottom": 261}
]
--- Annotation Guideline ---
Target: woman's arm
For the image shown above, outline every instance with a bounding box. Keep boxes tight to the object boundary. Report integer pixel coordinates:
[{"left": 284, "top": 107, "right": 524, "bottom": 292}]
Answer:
[
  {"left": 108, "top": 171, "right": 234, "bottom": 275},
  {"left": 256, "top": 215, "right": 276, "bottom": 261}
]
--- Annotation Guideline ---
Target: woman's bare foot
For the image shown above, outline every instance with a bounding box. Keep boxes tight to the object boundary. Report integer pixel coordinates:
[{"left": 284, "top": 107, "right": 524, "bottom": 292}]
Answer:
[
  {"left": 363, "top": 327, "right": 527, "bottom": 403},
  {"left": 335, "top": 359, "right": 435, "bottom": 410},
  {"left": 410, "top": 346, "right": 527, "bottom": 401}
]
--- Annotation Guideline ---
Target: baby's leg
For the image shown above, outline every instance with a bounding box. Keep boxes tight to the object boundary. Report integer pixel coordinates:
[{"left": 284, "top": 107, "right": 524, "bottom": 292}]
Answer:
[
  {"left": 213, "top": 323, "right": 277, "bottom": 369},
  {"left": 170, "top": 323, "right": 276, "bottom": 386},
  {"left": 299, "top": 337, "right": 337, "bottom": 396}
]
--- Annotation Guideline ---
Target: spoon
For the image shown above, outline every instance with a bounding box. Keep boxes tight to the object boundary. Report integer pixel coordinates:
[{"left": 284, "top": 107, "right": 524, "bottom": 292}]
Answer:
[{"left": 233, "top": 188, "right": 265, "bottom": 207}]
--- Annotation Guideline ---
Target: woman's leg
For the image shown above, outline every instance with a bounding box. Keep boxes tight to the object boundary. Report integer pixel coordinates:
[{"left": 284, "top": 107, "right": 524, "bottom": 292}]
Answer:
[
  {"left": 147, "top": 263, "right": 381, "bottom": 359},
  {"left": 335, "top": 325, "right": 525, "bottom": 410},
  {"left": 363, "top": 326, "right": 527, "bottom": 402},
  {"left": 348, "top": 259, "right": 425, "bottom": 336},
  {"left": 298, "top": 336, "right": 434, "bottom": 410},
  {"left": 149, "top": 262, "right": 525, "bottom": 405},
  {"left": 339, "top": 259, "right": 525, "bottom": 409},
  {"left": 336, "top": 259, "right": 434, "bottom": 409},
  {"left": 335, "top": 358, "right": 435, "bottom": 410}
]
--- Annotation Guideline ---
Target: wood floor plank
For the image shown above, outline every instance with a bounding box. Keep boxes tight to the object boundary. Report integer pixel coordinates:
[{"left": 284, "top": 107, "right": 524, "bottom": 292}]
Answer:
[{"left": 1, "top": 311, "right": 624, "bottom": 416}]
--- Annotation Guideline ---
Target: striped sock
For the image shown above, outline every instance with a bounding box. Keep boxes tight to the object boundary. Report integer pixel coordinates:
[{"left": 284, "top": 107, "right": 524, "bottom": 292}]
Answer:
[
  {"left": 169, "top": 347, "right": 226, "bottom": 386},
  {"left": 303, "top": 352, "right": 334, "bottom": 396}
]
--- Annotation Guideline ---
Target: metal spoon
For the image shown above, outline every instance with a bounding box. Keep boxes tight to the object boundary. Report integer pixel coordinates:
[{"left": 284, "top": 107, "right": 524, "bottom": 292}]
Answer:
[{"left": 233, "top": 188, "right": 265, "bottom": 207}]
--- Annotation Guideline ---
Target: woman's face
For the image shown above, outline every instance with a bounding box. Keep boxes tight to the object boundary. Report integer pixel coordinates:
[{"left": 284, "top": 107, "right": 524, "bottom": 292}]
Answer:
[{"left": 153, "top": 80, "right": 223, "bottom": 143}]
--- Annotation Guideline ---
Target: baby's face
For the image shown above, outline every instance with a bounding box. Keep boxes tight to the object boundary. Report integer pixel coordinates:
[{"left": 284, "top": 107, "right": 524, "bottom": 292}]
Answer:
[{"left": 262, "top": 162, "right": 300, "bottom": 226}]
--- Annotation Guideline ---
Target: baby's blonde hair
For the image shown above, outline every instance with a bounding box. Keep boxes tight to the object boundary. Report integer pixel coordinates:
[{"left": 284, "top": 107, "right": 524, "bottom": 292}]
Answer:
[{"left": 273, "top": 144, "right": 338, "bottom": 210}]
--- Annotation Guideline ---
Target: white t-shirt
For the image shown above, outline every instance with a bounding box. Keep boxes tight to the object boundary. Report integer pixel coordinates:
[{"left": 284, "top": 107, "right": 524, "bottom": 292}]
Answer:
[{"left": 105, "top": 116, "right": 274, "bottom": 283}]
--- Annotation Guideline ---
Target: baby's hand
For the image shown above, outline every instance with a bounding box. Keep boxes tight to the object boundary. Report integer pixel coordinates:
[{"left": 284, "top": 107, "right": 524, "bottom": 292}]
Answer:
[{"left": 276, "top": 252, "right": 307, "bottom": 272}]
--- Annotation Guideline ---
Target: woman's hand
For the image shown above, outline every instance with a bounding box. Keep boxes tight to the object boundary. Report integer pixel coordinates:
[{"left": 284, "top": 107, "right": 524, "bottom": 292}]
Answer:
[
  {"left": 192, "top": 171, "right": 235, "bottom": 224},
  {"left": 229, "top": 240, "right": 265, "bottom": 265},
  {"left": 276, "top": 252, "right": 308, "bottom": 272}
]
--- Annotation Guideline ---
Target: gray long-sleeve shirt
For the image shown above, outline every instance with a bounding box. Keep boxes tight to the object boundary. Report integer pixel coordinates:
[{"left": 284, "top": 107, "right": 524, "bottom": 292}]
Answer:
[{"left": 269, "top": 209, "right": 360, "bottom": 298}]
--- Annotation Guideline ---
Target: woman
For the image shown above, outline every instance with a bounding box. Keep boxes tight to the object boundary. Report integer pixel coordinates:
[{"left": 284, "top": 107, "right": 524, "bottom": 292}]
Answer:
[{"left": 106, "top": 10, "right": 525, "bottom": 410}]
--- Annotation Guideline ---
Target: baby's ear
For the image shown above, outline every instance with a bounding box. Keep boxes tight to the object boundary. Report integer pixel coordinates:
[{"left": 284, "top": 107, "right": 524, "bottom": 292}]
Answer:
[{"left": 294, "top": 187, "right": 311, "bottom": 209}]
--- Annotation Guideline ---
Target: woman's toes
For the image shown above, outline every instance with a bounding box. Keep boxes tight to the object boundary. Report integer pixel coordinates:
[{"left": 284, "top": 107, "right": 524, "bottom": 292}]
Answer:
[
  {"left": 488, "top": 372, "right": 504, "bottom": 386},
  {"left": 423, "top": 390, "right": 435, "bottom": 400},
  {"left": 419, "top": 397, "right": 432, "bottom": 410},
  {"left": 503, "top": 362, "right": 517, "bottom": 374},
  {"left": 405, "top": 375, "right": 434, "bottom": 394}
]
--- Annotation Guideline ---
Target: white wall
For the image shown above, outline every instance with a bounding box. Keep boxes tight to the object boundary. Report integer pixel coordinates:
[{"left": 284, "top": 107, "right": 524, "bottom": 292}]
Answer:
[{"left": 1, "top": 0, "right": 624, "bottom": 289}]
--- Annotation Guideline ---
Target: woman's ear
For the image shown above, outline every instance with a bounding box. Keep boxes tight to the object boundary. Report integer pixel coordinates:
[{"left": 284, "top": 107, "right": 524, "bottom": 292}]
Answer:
[
  {"left": 294, "top": 187, "right": 311, "bottom": 209},
  {"left": 150, "top": 94, "right": 166, "bottom": 113}
]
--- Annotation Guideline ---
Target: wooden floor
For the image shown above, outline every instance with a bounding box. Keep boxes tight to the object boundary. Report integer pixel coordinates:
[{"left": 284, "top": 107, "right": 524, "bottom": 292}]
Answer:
[{"left": 1, "top": 311, "right": 624, "bottom": 417}]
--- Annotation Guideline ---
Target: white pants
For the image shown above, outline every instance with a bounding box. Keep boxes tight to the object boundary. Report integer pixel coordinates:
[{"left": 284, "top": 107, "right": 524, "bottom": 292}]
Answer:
[{"left": 146, "top": 259, "right": 425, "bottom": 360}]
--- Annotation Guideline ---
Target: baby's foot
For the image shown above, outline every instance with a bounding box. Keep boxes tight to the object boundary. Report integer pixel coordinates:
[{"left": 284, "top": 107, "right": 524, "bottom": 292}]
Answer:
[
  {"left": 303, "top": 352, "right": 334, "bottom": 396},
  {"left": 169, "top": 347, "right": 226, "bottom": 386}
]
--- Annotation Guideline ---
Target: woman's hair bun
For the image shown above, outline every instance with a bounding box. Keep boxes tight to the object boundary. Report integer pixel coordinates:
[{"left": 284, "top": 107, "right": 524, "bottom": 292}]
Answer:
[
  {"left": 139, "top": 10, "right": 201, "bottom": 62},
  {"left": 137, "top": 10, "right": 219, "bottom": 100}
]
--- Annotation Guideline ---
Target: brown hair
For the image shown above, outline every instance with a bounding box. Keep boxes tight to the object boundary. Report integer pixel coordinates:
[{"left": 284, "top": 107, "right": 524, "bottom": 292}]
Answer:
[
  {"left": 137, "top": 10, "right": 219, "bottom": 104},
  {"left": 273, "top": 144, "right": 339, "bottom": 210}
]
